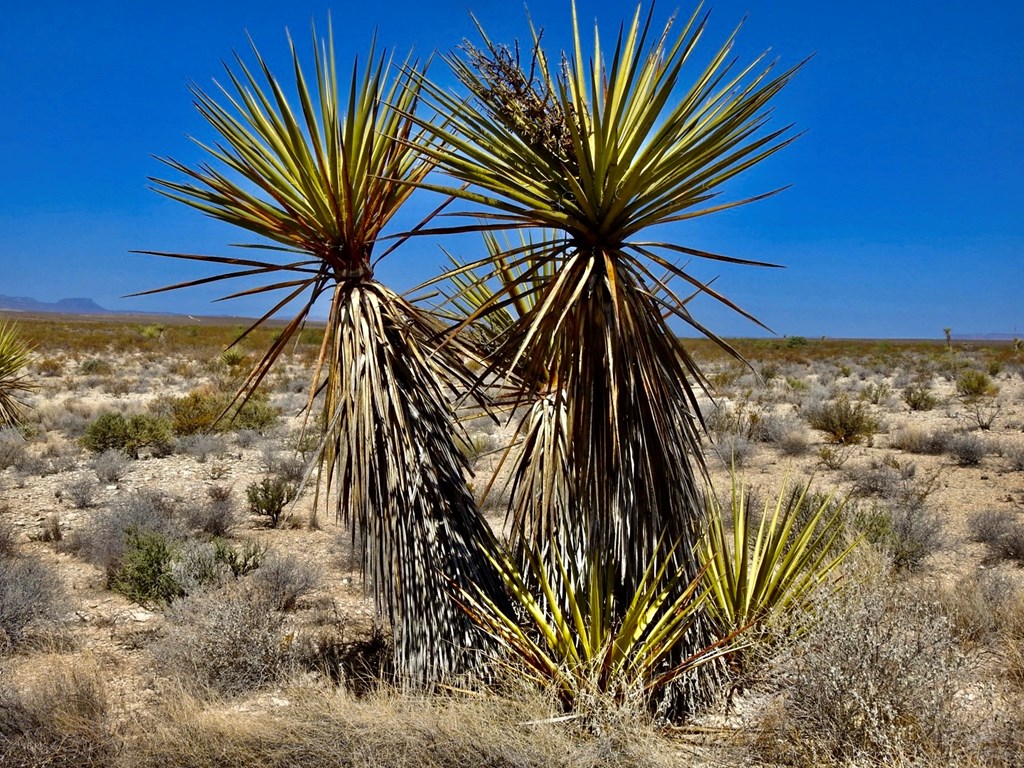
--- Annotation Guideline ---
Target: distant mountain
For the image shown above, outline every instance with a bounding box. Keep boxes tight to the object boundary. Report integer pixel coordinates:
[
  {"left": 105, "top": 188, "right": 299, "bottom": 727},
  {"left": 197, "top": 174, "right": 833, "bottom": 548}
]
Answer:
[{"left": 0, "top": 294, "right": 112, "bottom": 314}]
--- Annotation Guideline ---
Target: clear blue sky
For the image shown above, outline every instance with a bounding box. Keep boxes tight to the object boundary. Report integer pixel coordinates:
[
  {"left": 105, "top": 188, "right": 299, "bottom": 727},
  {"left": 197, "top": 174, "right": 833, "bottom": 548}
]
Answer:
[{"left": 2, "top": 1, "right": 1021, "bottom": 338}]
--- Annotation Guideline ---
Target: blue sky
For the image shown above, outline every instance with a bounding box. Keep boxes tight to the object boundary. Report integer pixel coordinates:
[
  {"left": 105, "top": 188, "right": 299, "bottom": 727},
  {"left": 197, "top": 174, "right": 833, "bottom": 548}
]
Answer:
[{"left": 1, "top": 1, "right": 1021, "bottom": 338}]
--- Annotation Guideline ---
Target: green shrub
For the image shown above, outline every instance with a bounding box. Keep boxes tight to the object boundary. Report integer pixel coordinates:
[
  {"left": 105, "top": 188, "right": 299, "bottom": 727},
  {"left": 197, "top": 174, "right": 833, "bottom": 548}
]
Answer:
[
  {"left": 212, "top": 538, "right": 266, "bottom": 577},
  {"left": 81, "top": 413, "right": 128, "bottom": 453},
  {"left": 956, "top": 369, "right": 998, "bottom": 400},
  {"left": 699, "top": 481, "right": 854, "bottom": 643},
  {"left": 903, "top": 385, "right": 937, "bottom": 411},
  {"left": 162, "top": 391, "right": 222, "bottom": 436},
  {"left": 161, "top": 389, "right": 279, "bottom": 436},
  {"left": 0, "top": 321, "right": 33, "bottom": 429},
  {"left": 246, "top": 478, "right": 298, "bottom": 528},
  {"left": 81, "top": 412, "right": 173, "bottom": 457},
  {"left": 138, "top": 324, "right": 165, "bottom": 341},
  {"left": 111, "top": 529, "right": 182, "bottom": 607},
  {"left": 806, "top": 395, "right": 878, "bottom": 444},
  {"left": 220, "top": 348, "right": 248, "bottom": 368},
  {"left": 79, "top": 357, "right": 112, "bottom": 375}
]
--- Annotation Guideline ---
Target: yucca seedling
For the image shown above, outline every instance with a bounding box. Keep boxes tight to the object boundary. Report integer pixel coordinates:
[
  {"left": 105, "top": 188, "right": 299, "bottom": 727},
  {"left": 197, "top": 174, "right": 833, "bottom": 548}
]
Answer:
[
  {"left": 0, "top": 321, "right": 34, "bottom": 428},
  {"left": 136, "top": 23, "right": 507, "bottom": 684},
  {"left": 451, "top": 539, "right": 739, "bottom": 716},
  {"left": 699, "top": 478, "right": 857, "bottom": 642}
]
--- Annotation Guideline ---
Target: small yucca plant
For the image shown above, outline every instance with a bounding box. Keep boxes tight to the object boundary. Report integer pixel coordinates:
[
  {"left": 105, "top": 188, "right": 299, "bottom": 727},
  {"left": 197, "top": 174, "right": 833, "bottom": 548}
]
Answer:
[
  {"left": 452, "top": 540, "right": 737, "bottom": 715},
  {"left": 0, "top": 321, "right": 33, "bottom": 427},
  {"left": 699, "top": 479, "right": 856, "bottom": 640}
]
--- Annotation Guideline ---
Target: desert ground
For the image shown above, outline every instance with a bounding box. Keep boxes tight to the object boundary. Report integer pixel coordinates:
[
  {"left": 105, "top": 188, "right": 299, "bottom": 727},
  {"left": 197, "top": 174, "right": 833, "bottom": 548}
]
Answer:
[{"left": 2, "top": 313, "right": 1023, "bottom": 766}]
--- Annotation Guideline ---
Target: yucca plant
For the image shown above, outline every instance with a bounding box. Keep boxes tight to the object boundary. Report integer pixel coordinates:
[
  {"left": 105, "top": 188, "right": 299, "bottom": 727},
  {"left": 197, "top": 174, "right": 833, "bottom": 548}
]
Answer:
[
  {"left": 136, "top": 25, "right": 506, "bottom": 684},
  {"left": 699, "top": 479, "right": 856, "bottom": 641},
  {"left": 409, "top": 3, "right": 803, "bottom": 713},
  {"left": 438, "top": 233, "right": 570, "bottom": 560},
  {"left": 0, "top": 321, "right": 33, "bottom": 427},
  {"left": 452, "top": 539, "right": 737, "bottom": 715}
]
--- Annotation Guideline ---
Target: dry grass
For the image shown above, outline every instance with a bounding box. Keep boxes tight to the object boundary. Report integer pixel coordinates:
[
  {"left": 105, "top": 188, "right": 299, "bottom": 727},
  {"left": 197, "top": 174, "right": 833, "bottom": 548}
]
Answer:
[
  {"left": 123, "top": 682, "right": 675, "bottom": 768},
  {"left": 0, "top": 655, "right": 115, "bottom": 768}
]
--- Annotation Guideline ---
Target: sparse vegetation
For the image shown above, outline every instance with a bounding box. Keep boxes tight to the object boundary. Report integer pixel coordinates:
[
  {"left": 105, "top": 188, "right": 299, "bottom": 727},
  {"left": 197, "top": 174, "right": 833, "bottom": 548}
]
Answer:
[
  {"left": 806, "top": 395, "right": 879, "bottom": 444},
  {"left": 0, "top": 322, "right": 1021, "bottom": 764},
  {"left": 246, "top": 477, "right": 298, "bottom": 528}
]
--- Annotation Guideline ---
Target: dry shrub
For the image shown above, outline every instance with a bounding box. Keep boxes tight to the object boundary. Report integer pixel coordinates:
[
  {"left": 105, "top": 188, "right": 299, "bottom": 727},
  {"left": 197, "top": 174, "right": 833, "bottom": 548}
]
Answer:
[
  {"left": 968, "top": 510, "right": 1024, "bottom": 565},
  {"left": 1006, "top": 443, "right": 1024, "bottom": 472},
  {"left": 0, "top": 427, "right": 26, "bottom": 469},
  {"left": 178, "top": 433, "right": 227, "bottom": 463},
  {"left": 933, "top": 569, "right": 1019, "bottom": 648},
  {"left": 153, "top": 584, "right": 289, "bottom": 697},
  {"left": 249, "top": 552, "right": 321, "bottom": 611},
  {"left": 0, "top": 505, "right": 16, "bottom": 557},
  {"left": 889, "top": 425, "right": 949, "bottom": 455},
  {"left": 947, "top": 432, "right": 988, "bottom": 466},
  {"left": 185, "top": 486, "right": 238, "bottom": 538},
  {"left": 0, "top": 551, "right": 66, "bottom": 651},
  {"left": 126, "top": 683, "right": 669, "bottom": 768},
  {"left": 713, "top": 432, "right": 755, "bottom": 468},
  {"left": 66, "top": 490, "right": 182, "bottom": 583},
  {"left": 92, "top": 448, "right": 131, "bottom": 483},
  {"left": 777, "top": 428, "right": 809, "bottom": 456},
  {"left": 1005, "top": 604, "right": 1024, "bottom": 690},
  {"left": 755, "top": 580, "right": 971, "bottom": 765},
  {"left": 61, "top": 476, "right": 100, "bottom": 509},
  {"left": 0, "top": 656, "right": 113, "bottom": 767}
]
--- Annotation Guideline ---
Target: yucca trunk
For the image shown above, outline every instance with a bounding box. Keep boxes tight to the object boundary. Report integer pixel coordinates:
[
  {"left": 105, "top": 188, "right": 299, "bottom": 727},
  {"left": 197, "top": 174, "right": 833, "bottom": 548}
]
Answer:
[
  {"left": 318, "top": 281, "right": 506, "bottom": 683},
  {"left": 504, "top": 250, "right": 722, "bottom": 713}
]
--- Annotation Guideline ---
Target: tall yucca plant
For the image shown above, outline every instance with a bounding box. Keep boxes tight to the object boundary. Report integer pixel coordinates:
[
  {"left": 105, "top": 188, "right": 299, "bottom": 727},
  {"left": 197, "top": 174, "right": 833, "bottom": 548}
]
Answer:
[
  {"left": 438, "top": 232, "right": 568, "bottom": 558},
  {"left": 137, "top": 25, "right": 506, "bottom": 684},
  {"left": 409, "top": 4, "right": 803, "bottom": 712},
  {"left": 0, "top": 321, "right": 33, "bottom": 428}
]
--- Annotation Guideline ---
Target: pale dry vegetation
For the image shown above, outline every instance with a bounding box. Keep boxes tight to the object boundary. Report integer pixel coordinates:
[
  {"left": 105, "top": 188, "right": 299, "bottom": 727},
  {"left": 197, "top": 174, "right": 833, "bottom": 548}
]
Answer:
[{"left": 1, "top": 320, "right": 1022, "bottom": 765}]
